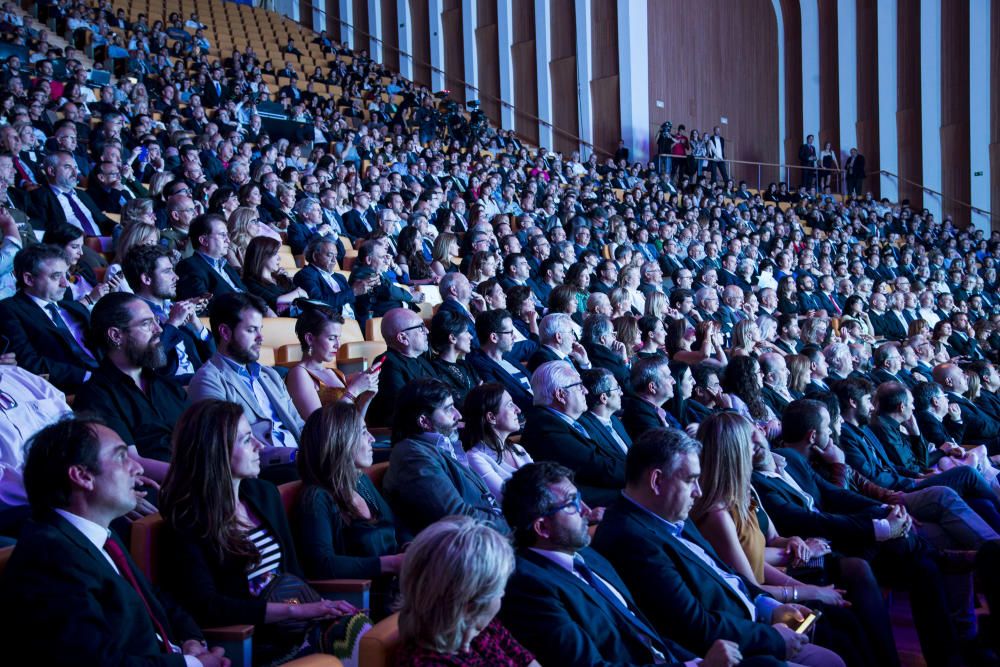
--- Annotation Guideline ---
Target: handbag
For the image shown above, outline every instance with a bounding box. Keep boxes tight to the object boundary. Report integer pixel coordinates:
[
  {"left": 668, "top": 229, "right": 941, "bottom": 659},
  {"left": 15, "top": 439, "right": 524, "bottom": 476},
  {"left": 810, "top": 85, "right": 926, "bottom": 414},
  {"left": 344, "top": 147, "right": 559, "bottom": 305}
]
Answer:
[{"left": 263, "top": 572, "right": 323, "bottom": 638}]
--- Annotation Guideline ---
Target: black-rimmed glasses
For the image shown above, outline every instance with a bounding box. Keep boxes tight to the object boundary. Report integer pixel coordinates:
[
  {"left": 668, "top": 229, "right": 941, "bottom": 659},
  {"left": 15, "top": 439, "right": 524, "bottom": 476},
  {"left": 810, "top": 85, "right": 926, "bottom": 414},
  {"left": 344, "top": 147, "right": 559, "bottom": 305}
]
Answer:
[{"left": 543, "top": 494, "right": 583, "bottom": 517}]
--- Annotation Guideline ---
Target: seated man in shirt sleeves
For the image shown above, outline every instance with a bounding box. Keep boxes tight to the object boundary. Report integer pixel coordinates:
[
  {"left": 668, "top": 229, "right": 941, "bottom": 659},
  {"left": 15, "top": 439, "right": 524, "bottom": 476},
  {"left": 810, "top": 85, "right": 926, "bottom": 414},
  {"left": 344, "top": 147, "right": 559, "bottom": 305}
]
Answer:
[
  {"left": 0, "top": 416, "right": 230, "bottom": 666},
  {"left": 187, "top": 293, "right": 303, "bottom": 483}
]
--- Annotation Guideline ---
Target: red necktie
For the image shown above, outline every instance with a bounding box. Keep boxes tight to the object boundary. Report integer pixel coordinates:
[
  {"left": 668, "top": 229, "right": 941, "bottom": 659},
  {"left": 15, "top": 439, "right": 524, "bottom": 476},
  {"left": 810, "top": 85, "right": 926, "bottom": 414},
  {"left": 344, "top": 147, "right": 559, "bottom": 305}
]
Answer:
[{"left": 103, "top": 536, "right": 172, "bottom": 653}]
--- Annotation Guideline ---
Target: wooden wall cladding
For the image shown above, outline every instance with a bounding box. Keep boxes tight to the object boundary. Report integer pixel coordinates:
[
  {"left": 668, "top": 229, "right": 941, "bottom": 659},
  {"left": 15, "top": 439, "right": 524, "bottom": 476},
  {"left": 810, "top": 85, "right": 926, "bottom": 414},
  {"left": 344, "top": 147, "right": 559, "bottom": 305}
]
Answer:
[
  {"left": 940, "top": 0, "right": 970, "bottom": 224},
  {"left": 992, "top": 0, "right": 1000, "bottom": 227},
  {"left": 779, "top": 0, "right": 802, "bottom": 169},
  {"left": 353, "top": 0, "right": 370, "bottom": 53},
  {"left": 855, "top": 0, "right": 880, "bottom": 197},
  {"left": 441, "top": 0, "right": 465, "bottom": 102},
  {"left": 549, "top": 0, "right": 578, "bottom": 155},
  {"left": 380, "top": 0, "right": 399, "bottom": 71},
  {"left": 895, "top": 0, "right": 922, "bottom": 208},
  {"left": 326, "top": 0, "right": 341, "bottom": 39},
  {"left": 511, "top": 0, "right": 539, "bottom": 144},
  {"left": 647, "top": 0, "right": 780, "bottom": 185},
  {"left": 409, "top": 0, "right": 431, "bottom": 88},
  {"left": 475, "top": 0, "right": 501, "bottom": 127},
  {"left": 818, "top": 0, "right": 840, "bottom": 155},
  {"left": 590, "top": 0, "right": 619, "bottom": 155}
]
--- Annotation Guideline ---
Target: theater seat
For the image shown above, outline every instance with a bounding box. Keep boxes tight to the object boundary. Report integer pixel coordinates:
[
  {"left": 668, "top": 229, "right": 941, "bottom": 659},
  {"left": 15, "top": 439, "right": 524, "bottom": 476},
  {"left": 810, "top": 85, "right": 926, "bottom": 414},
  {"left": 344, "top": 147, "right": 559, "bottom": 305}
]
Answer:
[
  {"left": 365, "top": 318, "right": 384, "bottom": 342},
  {"left": 358, "top": 613, "right": 400, "bottom": 667}
]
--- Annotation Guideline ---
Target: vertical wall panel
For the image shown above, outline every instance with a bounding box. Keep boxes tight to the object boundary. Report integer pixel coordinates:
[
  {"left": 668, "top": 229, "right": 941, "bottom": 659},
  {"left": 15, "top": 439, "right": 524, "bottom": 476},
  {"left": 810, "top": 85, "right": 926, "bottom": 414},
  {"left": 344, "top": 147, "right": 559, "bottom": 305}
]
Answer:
[
  {"left": 511, "top": 0, "right": 539, "bottom": 144},
  {"left": 441, "top": 0, "right": 464, "bottom": 101},
  {"left": 856, "top": 0, "right": 880, "bottom": 197},
  {"left": 941, "top": 0, "right": 970, "bottom": 224},
  {"left": 353, "top": 0, "right": 370, "bottom": 53},
  {"left": 992, "top": 0, "right": 1000, "bottom": 228},
  {"left": 381, "top": 0, "right": 399, "bottom": 70},
  {"left": 920, "top": 0, "right": 943, "bottom": 217},
  {"left": 968, "top": 0, "right": 992, "bottom": 231},
  {"left": 590, "top": 0, "right": 620, "bottom": 155},
  {"left": 780, "top": 0, "right": 802, "bottom": 172},
  {"left": 818, "top": 0, "right": 840, "bottom": 168},
  {"left": 647, "top": 0, "right": 779, "bottom": 185},
  {"left": 896, "top": 0, "right": 922, "bottom": 207},
  {"left": 549, "top": 0, "right": 579, "bottom": 155},
  {"left": 475, "top": 0, "right": 501, "bottom": 127},
  {"left": 409, "top": 0, "right": 431, "bottom": 87}
]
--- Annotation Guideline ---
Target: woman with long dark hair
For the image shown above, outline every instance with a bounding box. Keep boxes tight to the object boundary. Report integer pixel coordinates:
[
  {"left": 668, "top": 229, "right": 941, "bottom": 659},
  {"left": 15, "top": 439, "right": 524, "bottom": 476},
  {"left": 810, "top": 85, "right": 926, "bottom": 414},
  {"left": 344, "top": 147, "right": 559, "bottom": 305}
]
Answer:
[
  {"left": 461, "top": 383, "right": 530, "bottom": 501},
  {"left": 241, "top": 236, "right": 308, "bottom": 314},
  {"left": 160, "top": 400, "right": 368, "bottom": 664}
]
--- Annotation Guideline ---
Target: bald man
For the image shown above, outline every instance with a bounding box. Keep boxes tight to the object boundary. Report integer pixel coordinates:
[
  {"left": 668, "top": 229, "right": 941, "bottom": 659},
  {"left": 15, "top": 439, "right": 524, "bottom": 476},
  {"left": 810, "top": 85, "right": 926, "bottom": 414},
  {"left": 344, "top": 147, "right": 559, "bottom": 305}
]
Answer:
[
  {"left": 934, "top": 363, "right": 1000, "bottom": 452},
  {"left": 368, "top": 307, "right": 439, "bottom": 427}
]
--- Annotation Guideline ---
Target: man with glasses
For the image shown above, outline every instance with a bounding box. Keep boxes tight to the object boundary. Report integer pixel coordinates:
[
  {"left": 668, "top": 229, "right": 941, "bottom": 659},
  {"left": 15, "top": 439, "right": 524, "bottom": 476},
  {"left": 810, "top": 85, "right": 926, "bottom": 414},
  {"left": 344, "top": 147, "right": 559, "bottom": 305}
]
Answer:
[
  {"left": 500, "top": 462, "right": 742, "bottom": 667},
  {"left": 287, "top": 197, "right": 337, "bottom": 257},
  {"left": 175, "top": 213, "right": 249, "bottom": 300},
  {"left": 75, "top": 293, "right": 189, "bottom": 472},
  {"left": 367, "top": 307, "right": 439, "bottom": 427},
  {"left": 578, "top": 367, "right": 632, "bottom": 462},
  {"left": 521, "top": 360, "right": 623, "bottom": 506},
  {"left": 528, "top": 312, "right": 591, "bottom": 374},
  {"left": 28, "top": 150, "right": 112, "bottom": 236},
  {"left": 467, "top": 309, "right": 534, "bottom": 412},
  {"left": 85, "top": 160, "right": 134, "bottom": 214},
  {"left": 621, "top": 356, "right": 681, "bottom": 440},
  {"left": 161, "top": 192, "right": 198, "bottom": 259}
]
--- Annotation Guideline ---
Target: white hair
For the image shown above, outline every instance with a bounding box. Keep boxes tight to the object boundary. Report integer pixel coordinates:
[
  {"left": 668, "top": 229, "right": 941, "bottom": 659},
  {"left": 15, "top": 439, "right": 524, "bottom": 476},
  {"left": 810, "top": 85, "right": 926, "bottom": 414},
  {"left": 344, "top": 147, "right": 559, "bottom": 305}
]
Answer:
[
  {"left": 531, "top": 360, "right": 578, "bottom": 407},
  {"left": 539, "top": 312, "right": 573, "bottom": 344}
]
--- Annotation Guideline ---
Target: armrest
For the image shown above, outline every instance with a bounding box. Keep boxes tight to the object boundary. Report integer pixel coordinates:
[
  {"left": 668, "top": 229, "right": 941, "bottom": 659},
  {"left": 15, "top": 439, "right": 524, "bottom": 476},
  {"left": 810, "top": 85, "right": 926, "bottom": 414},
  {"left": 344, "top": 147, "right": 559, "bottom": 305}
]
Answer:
[
  {"left": 309, "top": 579, "right": 372, "bottom": 594},
  {"left": 203, "top": 624, "right": 255, "bottom": 641}
]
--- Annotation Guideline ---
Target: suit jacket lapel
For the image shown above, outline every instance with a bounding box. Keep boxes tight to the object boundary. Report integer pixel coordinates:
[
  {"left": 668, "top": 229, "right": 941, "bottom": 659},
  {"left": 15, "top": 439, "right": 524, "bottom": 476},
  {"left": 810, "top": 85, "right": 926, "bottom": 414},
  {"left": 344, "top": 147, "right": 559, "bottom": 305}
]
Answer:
[{"left": 214, "top": 356, "right": 269, "bottom": 421}]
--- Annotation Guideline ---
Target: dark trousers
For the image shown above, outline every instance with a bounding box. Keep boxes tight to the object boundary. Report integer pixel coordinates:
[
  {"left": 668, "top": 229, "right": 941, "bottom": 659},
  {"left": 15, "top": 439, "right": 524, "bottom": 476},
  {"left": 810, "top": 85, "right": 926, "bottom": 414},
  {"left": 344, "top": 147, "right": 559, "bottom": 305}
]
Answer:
[
  {"left": 913, "top": 465, "right": 1000, "bottom": 534},
  {"left": 709, "top": 159, "right": 729, "bottom": 183}
]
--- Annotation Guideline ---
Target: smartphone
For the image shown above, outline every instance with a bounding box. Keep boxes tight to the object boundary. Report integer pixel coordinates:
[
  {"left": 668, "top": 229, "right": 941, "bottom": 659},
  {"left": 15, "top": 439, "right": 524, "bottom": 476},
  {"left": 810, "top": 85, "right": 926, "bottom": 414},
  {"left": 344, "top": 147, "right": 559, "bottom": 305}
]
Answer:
[
  {"left": 137, "top": 146, "right": 149, "bottom": 163},
  {"left": 368, "top": 358, "right": 385, "bottom": 374},
  {"left": 795, "top": 611, "right": 821, "bottom": 635}
]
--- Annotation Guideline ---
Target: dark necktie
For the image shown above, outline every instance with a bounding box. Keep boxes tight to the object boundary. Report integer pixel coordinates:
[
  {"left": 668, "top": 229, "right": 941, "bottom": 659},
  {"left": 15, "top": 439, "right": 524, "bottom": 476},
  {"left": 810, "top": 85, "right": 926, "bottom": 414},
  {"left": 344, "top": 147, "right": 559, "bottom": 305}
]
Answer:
[
  {"left": 104, "top": 536, "right": 172, "bottom": 653},
  {"left": 45, "top": 303, "right": 94, "bottom": 360},
  {"left": 61, "top": 190, "right": 100, "bottom": 236},
  {"left": 573, "top": 556, "right": 665, "bottom": 661}
]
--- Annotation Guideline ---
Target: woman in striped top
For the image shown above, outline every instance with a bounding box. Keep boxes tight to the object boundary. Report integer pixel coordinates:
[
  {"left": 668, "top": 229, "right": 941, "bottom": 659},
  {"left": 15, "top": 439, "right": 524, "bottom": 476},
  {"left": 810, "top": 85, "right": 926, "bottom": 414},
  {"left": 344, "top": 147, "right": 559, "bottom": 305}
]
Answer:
[{"left": 160, "top": 400, "right": 366, "bottom": 665}]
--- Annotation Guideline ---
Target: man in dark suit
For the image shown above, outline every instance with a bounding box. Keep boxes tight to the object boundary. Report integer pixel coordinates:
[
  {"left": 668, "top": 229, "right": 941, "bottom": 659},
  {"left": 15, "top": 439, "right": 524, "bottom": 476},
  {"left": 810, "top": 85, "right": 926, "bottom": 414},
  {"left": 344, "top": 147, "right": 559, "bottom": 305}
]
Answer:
[
  {"left": 286, "top": 197, "right": 340, "bottom": 257},
  {"left": 202, "top": 69, "right": 229, "bottom": 108},
  {"left": 367, "top": 307, "right": 439, "bottom": 427},
  {"left": 521, "top": 360, "right": 625, "bottom": 507},
  {"left": 383, "top": 378, "right": 508, "bottom": 535},
  {"left": 753, "top": 399, "right": 976, "bottom": 667},
  {"left": 913, "top": 381, "right": 968, "bottom": 449},
  {"left": 341, "top": 191, "right": 377, "bottom": 242},
  {"left": 798, "top": 135, "right": 818, "bottom": 189},
  {"left": 527, "top": 312, "right": 591, "bottom": 373},
  {"left": 935, "top": 363, "right": 1000, "bottom": 452},
  {"left": 578, "top": 368, "right": 632, "bottom": 460},
  {"left": 870, "top": 342, "right": 918, "bottom": 389},
  {"left": 621, "top": 356, "right": 682, "bottom": 439},
  {"left": 0, "top": 244, "right": 99, "bottom": 393},
  {"left": 500, "top": 462, "right": 756, "bottom": 667},
  {"left": 844, "top": 148, "right": 866, "bottom": 196},
  {"left": 28, "top": 150, "right": 113, "bottom": 235},
  {"left": 592, "top": 428, "right": 844, "bottom": 665},
  {"left": 85, "top": 160, "right": 138, "bottom": 214},
  {"left": 292, "top": 237, "right": 370, "bottom": 319},
  {"left": 581, "top": 315, "right": 630, "bottom": 388},
  {"left": 948, "top": 312, "right": 984, "bottom": 360},
  {"left": 124, "top": 245, "right": 214, "bottom": 385},
  {"left": 467, "top": 309, "right": 534, "bottom": 412},
  {"left": 868, "top": 293, "right": 907, "bottom": 341},
  {"left": 174, "top": 213, "right": 248, "bottom": 301},
  {"left": 760, "top": 352, "right": 797, "bottom": 415},
  {"left": 437, "top": 272, "right": 481, "bottom": 346},
  {"left": 0, "top": 416, "right": 230, "bottom": 666}
]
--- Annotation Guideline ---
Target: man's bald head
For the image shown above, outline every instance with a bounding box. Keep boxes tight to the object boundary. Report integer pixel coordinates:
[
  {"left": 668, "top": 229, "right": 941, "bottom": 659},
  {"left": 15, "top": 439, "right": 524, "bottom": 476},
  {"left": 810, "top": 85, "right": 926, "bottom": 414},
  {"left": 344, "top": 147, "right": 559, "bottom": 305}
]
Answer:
[
  {"left": 933, "top": 363, "right": 966, "bottom": 392},
  {"left": 382, "top": 307, "right": 428, "bottom": 356}
]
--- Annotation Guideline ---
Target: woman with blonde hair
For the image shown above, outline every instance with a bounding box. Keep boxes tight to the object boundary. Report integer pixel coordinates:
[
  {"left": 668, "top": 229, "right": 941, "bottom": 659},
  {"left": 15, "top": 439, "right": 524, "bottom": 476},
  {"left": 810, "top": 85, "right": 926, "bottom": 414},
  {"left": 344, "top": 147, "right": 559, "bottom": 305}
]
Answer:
[
  {"left": 785, "top": 354, "right": 811, "bottom": 397},
  {"left": 106, "top": 222, "right": 160, "bottom": 291},
  {"left": 226, "top": 206, "right": 263, "bottom": 271},
  {"left": 395, "top": 516, "right": 537, "bottom": 666},
  {"left": 692, "top": 412, "right": 885, "bottom": 667},
  {"left": 430, "top": 231, "right": 459, "bottom": 279},
  {"left": 148, "top": 171, "right": 176, "bottom": 198},
  {"left": 609, "top": 287, "right": 633, "bottom": 319},
  {"left": 644, "top": 290, "right": 669, "bottom": 322}
]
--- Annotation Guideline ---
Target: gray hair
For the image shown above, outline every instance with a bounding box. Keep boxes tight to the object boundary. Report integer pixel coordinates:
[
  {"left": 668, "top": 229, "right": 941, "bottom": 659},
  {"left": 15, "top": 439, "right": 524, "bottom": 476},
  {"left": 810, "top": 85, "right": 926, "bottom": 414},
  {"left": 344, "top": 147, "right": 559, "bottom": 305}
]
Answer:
[
  {"left": 531, "top": 360, "right": 579, "bottom": 407},
  {"left": 695, "top": 287, "right": 718, "bottom": 308},
  {"left": 629, "top": 355, "right": 670, "bottom": 395},
  {"left": 539, "top": 312, "right": 574, "bottom": 344},
  {"left": 397, "top": 516, "right": 514, "bottom": 654},
  {"left": 293, "top": 197, "right": 319, "bottom": 216},
  {"left": 582, "top": 314, "right": 613, "bottom": 346}
]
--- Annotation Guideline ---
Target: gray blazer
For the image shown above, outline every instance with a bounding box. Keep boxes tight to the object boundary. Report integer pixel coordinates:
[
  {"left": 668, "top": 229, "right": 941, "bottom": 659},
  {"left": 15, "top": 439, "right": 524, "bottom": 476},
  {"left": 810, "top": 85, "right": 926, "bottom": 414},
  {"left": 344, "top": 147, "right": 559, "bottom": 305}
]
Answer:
[{"left": 187, "top": 352, "right": 305, "bottom": 446}]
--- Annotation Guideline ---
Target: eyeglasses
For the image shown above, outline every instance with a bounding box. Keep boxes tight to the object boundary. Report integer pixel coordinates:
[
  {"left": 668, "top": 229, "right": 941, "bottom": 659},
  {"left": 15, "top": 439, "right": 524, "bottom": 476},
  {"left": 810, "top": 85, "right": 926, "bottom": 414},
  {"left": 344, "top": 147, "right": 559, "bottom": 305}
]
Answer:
[
  {"left": 400, "top": 323, "right": 427, "bottom": 334},
  {"left": 544, "top": 493, "right": 583, "bottom": 517},
  {"left": 562, "top": 381, "right": 584, "bottom": 392},
  {"left": 123, "top": 317, "right": 158, "bottom": 332}
]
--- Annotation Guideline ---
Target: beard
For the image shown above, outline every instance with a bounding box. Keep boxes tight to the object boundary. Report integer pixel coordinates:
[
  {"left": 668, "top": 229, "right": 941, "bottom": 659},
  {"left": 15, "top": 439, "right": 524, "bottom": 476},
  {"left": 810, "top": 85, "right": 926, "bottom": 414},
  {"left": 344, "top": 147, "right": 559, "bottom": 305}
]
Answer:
[
  {"left": 126, "top": 336, "right": 167, "bottom": 370},
  {"left": 227, "top": 338, "right": 260, "bottom": 365}
]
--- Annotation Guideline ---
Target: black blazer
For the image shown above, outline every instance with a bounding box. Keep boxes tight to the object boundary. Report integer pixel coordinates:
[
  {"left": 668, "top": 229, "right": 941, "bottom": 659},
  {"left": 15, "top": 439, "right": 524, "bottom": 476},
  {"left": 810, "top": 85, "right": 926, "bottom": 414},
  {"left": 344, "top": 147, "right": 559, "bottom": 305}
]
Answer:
[
  {"left": 436, "top": 298, "right": 478, "bottom": 346},
  {"left": 526, "top": 344, "right": 575, "bottom": 374},
  {"left": 868, "top": 414, "right": 936, "bottom": 475},
  {"left": 500, "top": 547, "right": 694, "bottom": 667},
  {"left": 620, "top": 394, "right": 681, "bottom": 441},
  {"left": 839, "top": 421, "right": 917, "bottom": 490},
  {"left": 946, "top": 391, "right": 1000, "bottom": 442},
  {"left": 292, "top": 264, "right": 357, "bottom": 315},
  {"left": 161, "top": 479, "right": 302, "bottom": 628},
  {"left": 584, "top": 342, "right": 630, "bottom": 388},
  {"left": 27, "top": 184, "right": 114, "bottom": 234},
  {"left": 521, "top": 407, "right": 625, "bottom": 507},
  {"left": 870, "top": 311, "right": 907, "bottom": 341},
  {"left": 0, "top": 512, "right": 202, "bottom": 666},
  {"left": 916, "top": 410, "right": 965, "bottom": 448},
  {"left": 342, "top": 208, "right": 374, "bottom": 241},
  {"left": 0, "top": 292, "right": 98, "bottom": 392},
  {"left": 591, "top": 498, "right": 786, "bottom": 658},
  {"left": 466, "top": 349, "right": 534, "bottom": 413},
  {"left": 367, "top": 349, "right": 438, "bottom": 427},
  {"left": 751, "top": 448, "right": 884, "bottom": 553},
  {"left": 578, "top": 411, "right": 632, "bottom": 464},
  {"left": 175, "top": 253, "right": 248, "bottom": 300}
]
